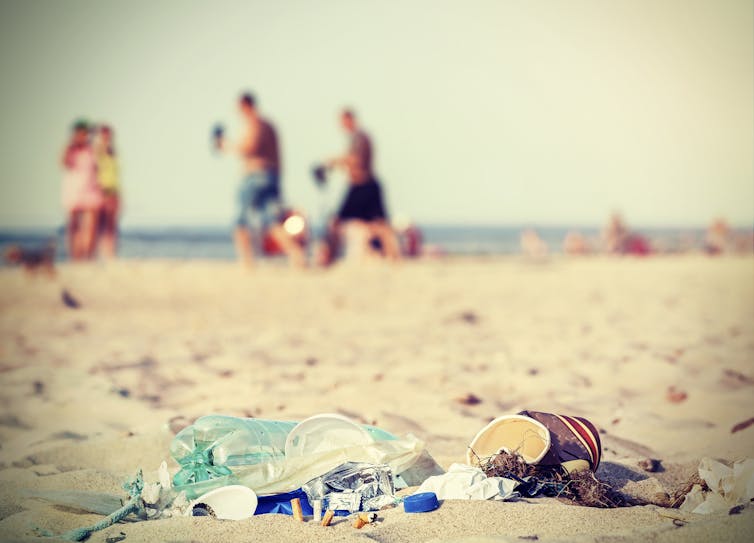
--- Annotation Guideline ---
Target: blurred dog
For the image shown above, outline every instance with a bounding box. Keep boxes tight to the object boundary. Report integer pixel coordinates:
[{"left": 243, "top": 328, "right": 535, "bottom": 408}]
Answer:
[{"left": 4, "top": 243, "right": 56, "bottom": 278}]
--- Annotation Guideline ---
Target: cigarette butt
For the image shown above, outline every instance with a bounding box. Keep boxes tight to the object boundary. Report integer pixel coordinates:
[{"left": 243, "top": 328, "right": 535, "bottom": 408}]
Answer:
[
  {"left": 321, "top": 509, "right": 335, "bottom": 526},
  {"left": 358, "top": 512, "right": 377, "bottom": 523},
  {"left": 291, "top": 498, "right": 304, "bottom": 522},
  {"left": 353, "top": 516, "right": 367, "bottom": 529}
]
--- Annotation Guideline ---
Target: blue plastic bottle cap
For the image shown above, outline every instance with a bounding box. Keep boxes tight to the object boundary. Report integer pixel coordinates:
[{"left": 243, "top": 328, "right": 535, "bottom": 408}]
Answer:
[{"left": 403, "top": 492, "right": 439, "bottom": 513}]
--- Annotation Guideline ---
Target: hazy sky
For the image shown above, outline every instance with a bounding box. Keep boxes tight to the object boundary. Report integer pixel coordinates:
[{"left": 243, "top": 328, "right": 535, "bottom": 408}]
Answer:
[{"left": 1, "top": 0, "right": 752, "bottom": 229}]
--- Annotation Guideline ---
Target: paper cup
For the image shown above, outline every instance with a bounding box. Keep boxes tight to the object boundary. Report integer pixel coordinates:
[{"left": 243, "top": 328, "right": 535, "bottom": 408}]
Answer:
[{"left": 466, "top": 414, "right": 551, "bottom": 465}]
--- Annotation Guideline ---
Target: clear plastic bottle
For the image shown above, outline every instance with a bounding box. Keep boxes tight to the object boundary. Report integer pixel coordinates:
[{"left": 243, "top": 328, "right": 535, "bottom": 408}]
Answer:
[
  {"left": 170, "top": 415, "right": 397, "bottom": 489},
  {"left": 171, "top": 416, "right": 298, "bottom": 487}
]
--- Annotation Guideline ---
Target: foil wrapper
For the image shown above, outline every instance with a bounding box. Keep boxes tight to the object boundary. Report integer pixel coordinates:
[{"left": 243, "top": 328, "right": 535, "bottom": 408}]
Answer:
[{"left": 302, "top": 462, "right": 396, "bottom": 512}]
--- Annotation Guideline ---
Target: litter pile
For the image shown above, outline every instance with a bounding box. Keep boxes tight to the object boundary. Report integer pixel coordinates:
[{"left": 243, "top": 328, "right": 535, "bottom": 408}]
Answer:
[
  {"left": 35, "top": 412, "right": 444, "bottom": 540},
  {"left": 28, "top": 410, "right": 753, "bottom": 540}
]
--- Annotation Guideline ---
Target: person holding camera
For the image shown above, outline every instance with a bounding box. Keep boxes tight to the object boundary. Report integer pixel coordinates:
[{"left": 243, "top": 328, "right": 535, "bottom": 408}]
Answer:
[
  {"left": 326, "top": 109, "right": 400, "bottom": 261},
  {"left": 218, "top": 92, "right": 305, "bottom": 269}
]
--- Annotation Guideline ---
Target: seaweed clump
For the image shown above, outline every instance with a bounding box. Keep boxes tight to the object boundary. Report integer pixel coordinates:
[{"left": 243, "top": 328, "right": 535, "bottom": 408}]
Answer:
[
  {"left": 478, "top": 451, "right": 629, "bottom": 508},
  {"left": 668, "top": 472, "right": 708, "bottom": 508}
]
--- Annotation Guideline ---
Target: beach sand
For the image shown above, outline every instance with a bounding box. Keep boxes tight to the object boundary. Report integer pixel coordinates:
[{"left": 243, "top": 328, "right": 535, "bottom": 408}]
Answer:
[{"left": 0, "top": 255, "right": 753, "bottom": 542}]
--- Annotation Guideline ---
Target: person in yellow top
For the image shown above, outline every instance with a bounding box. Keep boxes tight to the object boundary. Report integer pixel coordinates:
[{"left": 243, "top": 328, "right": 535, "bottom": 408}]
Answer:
[{"left": 94, "top": 125, "right": 120, "bottom": 258}]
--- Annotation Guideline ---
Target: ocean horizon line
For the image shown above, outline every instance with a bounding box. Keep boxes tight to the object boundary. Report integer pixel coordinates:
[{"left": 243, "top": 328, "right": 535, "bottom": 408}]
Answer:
[{"left": 1, "top": 221, "right": 750, "bottom": 236}]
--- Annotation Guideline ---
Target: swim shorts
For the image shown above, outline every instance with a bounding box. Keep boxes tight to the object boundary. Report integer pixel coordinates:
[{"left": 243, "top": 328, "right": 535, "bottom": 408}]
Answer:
[
  {"left": 236, "top": 170, "right": 283, "bottom": 230},
  {"left": 337, "top": 178, "right": 388, "bottom": 222}
]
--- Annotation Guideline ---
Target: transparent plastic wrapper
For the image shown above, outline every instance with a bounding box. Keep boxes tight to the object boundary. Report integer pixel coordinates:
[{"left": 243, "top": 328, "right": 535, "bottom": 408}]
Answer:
[
  {"left": 301, "top": 462, "right": 396, "bottom": 512},
  {"left": 680, "top": 457, "right": 754, "bottom": 514}
]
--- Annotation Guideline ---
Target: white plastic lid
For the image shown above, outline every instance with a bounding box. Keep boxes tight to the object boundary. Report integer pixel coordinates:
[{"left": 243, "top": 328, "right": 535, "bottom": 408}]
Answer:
[
  {"left": 284, "top": 413, "right": 374, "bottom": 458},
  {"left": 187, "top": 485, "right": 258, "bottom": 520}
]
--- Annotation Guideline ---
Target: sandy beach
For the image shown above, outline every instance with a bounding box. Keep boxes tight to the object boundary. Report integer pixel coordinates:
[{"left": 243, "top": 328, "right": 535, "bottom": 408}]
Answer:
[{"left": 1, "top": 255, "right": 753, "bottom": 542}]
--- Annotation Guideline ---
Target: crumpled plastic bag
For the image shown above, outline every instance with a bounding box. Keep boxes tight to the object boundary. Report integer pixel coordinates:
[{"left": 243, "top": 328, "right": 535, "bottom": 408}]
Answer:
[
  {"left": 416, "top": 463, "right": 518, "bottom": 501},
  {"left": 680, "top": 457, "right": 754, "bottom": 514}
]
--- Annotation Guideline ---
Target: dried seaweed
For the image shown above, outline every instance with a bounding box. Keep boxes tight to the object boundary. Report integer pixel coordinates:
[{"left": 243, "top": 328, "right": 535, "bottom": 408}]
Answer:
[
  {"left": 669, "top": 472, "right": 708, "bottom": 508},
  {"left": 476, "top": 450, "right": 628, "bottom": 508},
  {"left": 558, "top": 469, "right": 629, "bottom": 508},
  {"left": 480, "top": 449, "right": 538, "bottom": 479}
]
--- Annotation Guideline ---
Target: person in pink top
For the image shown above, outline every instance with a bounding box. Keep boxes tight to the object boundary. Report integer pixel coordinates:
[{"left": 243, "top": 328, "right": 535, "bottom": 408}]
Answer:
[{"left": 61, "top": 120, "right": 103, "bottom": 260}]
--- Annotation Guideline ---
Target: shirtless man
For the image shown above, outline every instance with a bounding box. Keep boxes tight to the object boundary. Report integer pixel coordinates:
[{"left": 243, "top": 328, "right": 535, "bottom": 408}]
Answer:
[
  {"left": 222, "top": 93, "right": 305, "bottom": 268},
  {"left": 327, "top": 109, "right": 400, "bottom": 260}
]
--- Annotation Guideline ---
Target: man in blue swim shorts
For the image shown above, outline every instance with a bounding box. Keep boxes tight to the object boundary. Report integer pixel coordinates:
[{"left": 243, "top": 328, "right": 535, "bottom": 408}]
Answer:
[{"left": 221, "top": 92, "right": 305, "bottom": 268}]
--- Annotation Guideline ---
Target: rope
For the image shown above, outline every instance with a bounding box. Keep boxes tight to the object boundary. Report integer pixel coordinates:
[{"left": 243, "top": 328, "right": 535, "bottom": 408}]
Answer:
[{"left": 50, "top": 470, "right": 147, "bottom": 542}]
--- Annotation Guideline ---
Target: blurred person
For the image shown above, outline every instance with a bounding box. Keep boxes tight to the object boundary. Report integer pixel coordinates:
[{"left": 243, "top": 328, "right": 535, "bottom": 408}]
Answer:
[
  {"left": 94, "top": 124, "right": 120, "bottom": 258},
  {"left": 326, "top": 109, "right": 400, "bottom": 261},
  {"left": 563, "top": 231, "right": 591, "bottom": 255},
  {"left": 704, "top": 218, "right": 732, "bottom": 255},
  {"left": 219, "top": 92, "right": 305, "bottom": 268},
  {"left": 520, "top": 229, "right": 548, "bottom": 258},
  {"left": 734, "top": 230, "right": 754, "bottom": 254},
  {"left": 399, "top": 222, "right": 423, "bottom": 258},
  {"left": 601, "top": 212, "right": 629, "bottom": 254},
  {"left": 308, "top": 164, "right": 340, "bottom": 267},
  {"left": 601, "top": 213, "right": 651, "bottom": 256},
  {"left": 61, "top": 120, "right": 102, "bottom": 260},
  {"left": 312, "top": 217, "right": 341, "bottom": 267}
]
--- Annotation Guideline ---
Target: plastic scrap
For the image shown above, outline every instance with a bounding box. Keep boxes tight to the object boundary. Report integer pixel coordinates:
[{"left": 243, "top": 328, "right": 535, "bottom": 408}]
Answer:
[
  {"left": 302, "top": 462, "right": 396, "bottom": 512},
  {"left": 416, "top": 463, "right": 518, "bottom": 501},
  {"left": 24, "top": 489, "right": 124, "bottom": 517},
  {"left": 255, "top": 489, "right": 313, "bottom": 515},
  {"left": 680, "top": 457, "right": 754, "bottom": 514}
]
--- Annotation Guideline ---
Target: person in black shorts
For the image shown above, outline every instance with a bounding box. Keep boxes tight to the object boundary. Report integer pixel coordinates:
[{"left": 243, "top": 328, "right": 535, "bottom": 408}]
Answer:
[{"left": 327, "top": 109, "right": 400, "bottom": 260}]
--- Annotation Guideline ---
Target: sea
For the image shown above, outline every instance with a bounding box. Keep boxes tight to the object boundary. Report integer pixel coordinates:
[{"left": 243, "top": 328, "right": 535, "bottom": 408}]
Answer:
[{"left": 0, "top": 224, "right": 715, "bottom": 263}]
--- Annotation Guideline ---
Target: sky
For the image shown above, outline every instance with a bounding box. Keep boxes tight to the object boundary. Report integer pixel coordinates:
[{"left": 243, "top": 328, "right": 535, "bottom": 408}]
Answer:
[{"left": 0, "top": 0, "right": 752, "bottom": 230}]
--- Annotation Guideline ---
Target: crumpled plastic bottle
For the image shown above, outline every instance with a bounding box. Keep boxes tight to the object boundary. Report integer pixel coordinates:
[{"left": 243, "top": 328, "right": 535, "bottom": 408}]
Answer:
[
  {"left": 170, "top": 415, "right": 397, "bottom": 490},
  {"left": 171, "top": 416, "right": 298, "bottom": 487}
]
